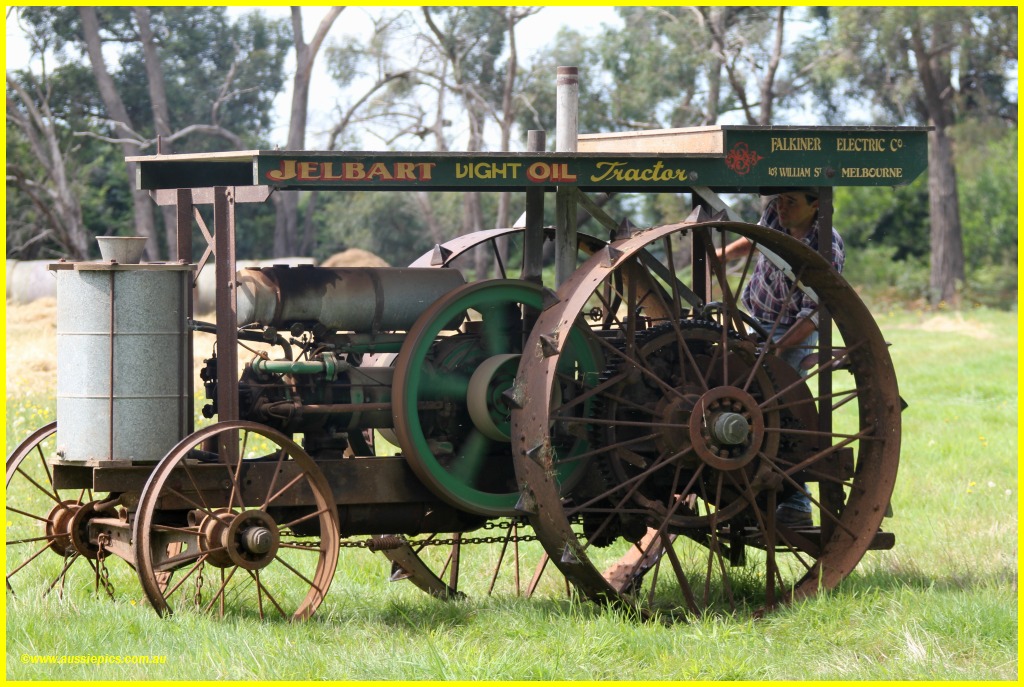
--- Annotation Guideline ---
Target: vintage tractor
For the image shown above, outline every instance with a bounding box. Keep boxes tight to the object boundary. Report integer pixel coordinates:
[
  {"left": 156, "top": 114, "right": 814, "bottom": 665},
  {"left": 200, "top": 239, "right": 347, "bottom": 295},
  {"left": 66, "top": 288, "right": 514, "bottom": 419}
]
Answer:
[{"left": 6, "top": 122, "right": 927, "bottom": 620}]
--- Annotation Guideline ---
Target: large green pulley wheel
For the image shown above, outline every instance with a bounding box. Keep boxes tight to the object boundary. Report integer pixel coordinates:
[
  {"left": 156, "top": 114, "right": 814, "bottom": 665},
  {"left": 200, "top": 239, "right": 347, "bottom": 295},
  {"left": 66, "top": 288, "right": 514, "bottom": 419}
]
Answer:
[{"left": 392, "top": 280, "right": 600, "bottom": 516}]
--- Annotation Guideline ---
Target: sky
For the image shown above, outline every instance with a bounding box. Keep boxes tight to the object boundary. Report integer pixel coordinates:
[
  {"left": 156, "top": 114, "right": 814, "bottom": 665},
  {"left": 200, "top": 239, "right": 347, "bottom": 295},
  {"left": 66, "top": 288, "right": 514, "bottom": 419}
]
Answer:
[
  {"left": 4, "top": 5, "right": 624, "bottom": 149},
  {"left": 258, "top": 5, "right": 623, "bottom": 146}
]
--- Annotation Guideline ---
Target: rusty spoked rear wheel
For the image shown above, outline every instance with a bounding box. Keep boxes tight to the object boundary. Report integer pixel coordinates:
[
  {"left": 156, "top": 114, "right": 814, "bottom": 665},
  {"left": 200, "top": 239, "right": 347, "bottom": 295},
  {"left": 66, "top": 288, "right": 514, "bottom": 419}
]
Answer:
[
  {"left": 6, "top": 422, "right": 121, "bottom": 599},
  {"left": 512, "top": 217, "right": 901, "bottom": 618},
  {"left": 134, "top": 421, "right": 339, "bottom": 620}
]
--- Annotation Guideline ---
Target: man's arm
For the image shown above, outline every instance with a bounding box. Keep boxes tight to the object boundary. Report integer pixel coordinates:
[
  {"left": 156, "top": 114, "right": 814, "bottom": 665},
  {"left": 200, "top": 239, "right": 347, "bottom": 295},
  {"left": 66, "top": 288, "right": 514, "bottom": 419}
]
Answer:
[
  {"left": 719, "top": 236, "right": 754, "bottom": 262},
  {"left": 774, "top": 316, "right": 816, "bottom": 351}
]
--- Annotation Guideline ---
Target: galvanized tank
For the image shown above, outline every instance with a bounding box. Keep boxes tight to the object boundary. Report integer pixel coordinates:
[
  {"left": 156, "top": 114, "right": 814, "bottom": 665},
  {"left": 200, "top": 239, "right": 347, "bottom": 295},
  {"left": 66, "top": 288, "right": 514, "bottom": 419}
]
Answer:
[{"left": 51, "top": 262, "right": 192, "bottom": 463}]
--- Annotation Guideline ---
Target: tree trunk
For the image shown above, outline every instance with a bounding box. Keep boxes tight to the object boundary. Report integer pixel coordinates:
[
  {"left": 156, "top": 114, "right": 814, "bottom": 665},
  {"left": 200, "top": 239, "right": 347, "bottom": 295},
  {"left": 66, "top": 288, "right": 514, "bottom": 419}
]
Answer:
[
  {"left": 910, "top": 16, "right": 965, "bottom": 305},
  {"left": 134, "top": 7, "right": 179, "bottom": 259},
  {"left": 273, "top": 7, "right": 343, "bottom": 257},
  {"left": 79, "top": 7, "right": 157, "bottom": 259},
  {"left": 926, "top": 127, "right": 965, "bottom": 304}
]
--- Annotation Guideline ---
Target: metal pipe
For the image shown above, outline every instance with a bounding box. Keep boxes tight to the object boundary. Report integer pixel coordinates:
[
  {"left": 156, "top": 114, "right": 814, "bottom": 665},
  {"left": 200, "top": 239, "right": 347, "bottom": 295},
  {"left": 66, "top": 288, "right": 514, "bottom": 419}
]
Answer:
[
  {"left": 555, "top": 66, "right": 579, "bottom": 153},
  {"left": 555, "top": 66, "right": 579, "bottom": 287},
  {"left": 251, "top": 354, "right": 346, "bottom": 380},
  {"left": 522, "top": 130, "right": 546, "bottom": 284}
]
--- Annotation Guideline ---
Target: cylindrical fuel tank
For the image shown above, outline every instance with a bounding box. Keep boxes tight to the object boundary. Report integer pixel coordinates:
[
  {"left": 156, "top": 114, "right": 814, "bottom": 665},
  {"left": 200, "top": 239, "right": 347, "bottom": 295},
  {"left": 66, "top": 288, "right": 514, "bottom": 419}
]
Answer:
[
  {"left": 235, "top": 266, "right": 465, "bottom": 332},
  {"left": 51, "top": 262, "right": 192, "bottom": 463}
]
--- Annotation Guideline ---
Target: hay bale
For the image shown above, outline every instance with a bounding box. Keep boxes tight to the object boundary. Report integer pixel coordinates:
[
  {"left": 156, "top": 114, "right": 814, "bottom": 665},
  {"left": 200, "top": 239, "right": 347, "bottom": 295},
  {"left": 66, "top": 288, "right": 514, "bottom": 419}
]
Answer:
[
  {"left": 6, "top": 260, "right": 58, "bottom": 303},
  {"left": 321, "top": 248, "right": 390, "bottom": 268}
]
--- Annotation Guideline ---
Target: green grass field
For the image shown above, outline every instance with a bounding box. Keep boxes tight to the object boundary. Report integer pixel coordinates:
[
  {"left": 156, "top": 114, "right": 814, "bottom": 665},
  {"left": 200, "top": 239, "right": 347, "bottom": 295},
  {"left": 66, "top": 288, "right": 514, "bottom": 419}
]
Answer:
[{"left": 5, "top": 306, "right": 1017, "bottom": 681}]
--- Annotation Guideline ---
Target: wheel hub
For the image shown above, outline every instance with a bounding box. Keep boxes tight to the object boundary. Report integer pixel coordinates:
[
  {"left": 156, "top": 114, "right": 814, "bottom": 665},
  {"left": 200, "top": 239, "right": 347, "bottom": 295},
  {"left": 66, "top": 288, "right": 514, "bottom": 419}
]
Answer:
[
  {"left": 467, "top": 353, "right": 521, "bottom": 441},
  {"left": 199, "top": 508, "right": 281, "bottom": 570},
  {"left": 688, "top": 386, "right": 763, "bottom": 471},
  {"left": 44, "top": 500, "right": 80, "bottom": 556}
]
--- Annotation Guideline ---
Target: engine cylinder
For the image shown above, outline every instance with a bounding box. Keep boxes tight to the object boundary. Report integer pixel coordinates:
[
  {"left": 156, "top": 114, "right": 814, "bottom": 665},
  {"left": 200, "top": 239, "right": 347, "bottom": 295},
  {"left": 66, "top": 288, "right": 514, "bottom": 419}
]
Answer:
[{"left": 236, "top": 266, "right": 465, "bottom": 332}]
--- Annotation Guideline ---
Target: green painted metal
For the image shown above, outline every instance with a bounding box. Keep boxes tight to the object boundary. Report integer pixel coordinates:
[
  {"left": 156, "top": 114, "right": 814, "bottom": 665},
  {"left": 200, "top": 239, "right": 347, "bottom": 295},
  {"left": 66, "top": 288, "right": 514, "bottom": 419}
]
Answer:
[
  {"left": 394, "top": 280, "right": 599, "bottom": 516},
  {"left": 131, "top": 126, "right": 929, "bottom": 193},
  {"left": 252, "top": 354, "right": 340, "bottom": 380}
]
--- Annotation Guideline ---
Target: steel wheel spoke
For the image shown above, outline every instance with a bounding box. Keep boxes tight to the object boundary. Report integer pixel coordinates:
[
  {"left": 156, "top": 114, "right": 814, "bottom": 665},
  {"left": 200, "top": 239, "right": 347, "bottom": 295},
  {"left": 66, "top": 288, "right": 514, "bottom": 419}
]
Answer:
[
  {"left": 157, "top": 555, "right": 208, "bottom": 603},
  {"left": 202, "top": 565, "right": 238, "bottom": 615},
  {"left": 6, "top": 505, "right": 52, "bottom": 524},
  {"left": 14, "top": 466, "right": 60, "bottom": 504},
  {"left": 41, "top": 554, "right": 80, "bottom": 598},
  {"left": 264, "top": 472, "right": 308, "bottom": 508},
  {"left": 7, "top": 534, "right": 60, "bottom": 546},
  {"left": 274, "top": 553, "right": 320, "bottom": 591},
  {"left": 7, "top": 541, "right": 56, "bottom": 580},
  {"left": 278, "top": 506, "right": 331, "bottom": 531},
  {"left": 449, "top": 430, "right": 491, "bottom": 485},
  {"left": 260, "top": 446, "right": 289, "bottom": 511},
  {"left": 248, "top": 569, "right": 288, "bottom": 619}
]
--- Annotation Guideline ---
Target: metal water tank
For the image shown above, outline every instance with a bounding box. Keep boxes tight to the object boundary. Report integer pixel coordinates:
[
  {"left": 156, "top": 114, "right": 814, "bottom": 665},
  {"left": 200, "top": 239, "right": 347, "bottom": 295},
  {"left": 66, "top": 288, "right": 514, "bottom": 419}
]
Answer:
[{"left": 51, "top": 262, "right": 192, "bottom": 463}]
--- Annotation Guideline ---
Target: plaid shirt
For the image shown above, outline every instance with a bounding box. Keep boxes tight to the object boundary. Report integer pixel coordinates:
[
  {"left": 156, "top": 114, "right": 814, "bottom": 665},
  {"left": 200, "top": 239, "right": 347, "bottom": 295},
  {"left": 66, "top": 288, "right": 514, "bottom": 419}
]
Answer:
[{"left": 741, "top": 202, "right": 845, "bottom": 327}]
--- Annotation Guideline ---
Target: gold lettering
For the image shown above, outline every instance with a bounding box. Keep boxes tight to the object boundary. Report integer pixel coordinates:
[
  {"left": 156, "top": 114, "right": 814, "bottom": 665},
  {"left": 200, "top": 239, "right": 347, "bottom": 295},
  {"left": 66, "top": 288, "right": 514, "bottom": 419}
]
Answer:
[
  {"left": 417, "top": 163, "right": 435, "bottom": 180},
  {"left": 837, "top": 137, "right": 886, "bottom": 153},
  {"left": 841, "top": 167, "right": 903, "bottom": 178},
  {"left": 266, "top": 160, "right": 297, "bottom": 182},
  {"left": 394, "top": 162, "right": 416, "bottom": 180},
  {"left": 343, "top": 162, "right": 365, "bottom": 180},
  {"left": 771, "top": 137, "right": 822, "bottom": 153},
  {"left": 322, "top": 162, "right": 343, "bottom": 181},
  {"left": 297, "top": 162, "right": 319, "bottom": 181},
  {"left": 366, "top": 162, "right": 394, "bottom": 180},
  {"left": 588, "top": 160, "right": 687, "bottom": 183}
]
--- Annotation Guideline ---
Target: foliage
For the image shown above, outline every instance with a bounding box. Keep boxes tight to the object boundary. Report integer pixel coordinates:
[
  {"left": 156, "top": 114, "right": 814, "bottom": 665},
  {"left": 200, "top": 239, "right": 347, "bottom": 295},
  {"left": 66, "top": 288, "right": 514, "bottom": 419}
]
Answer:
[
  {"left": 954, "top": 121, "right": 1018, "bottom": 272},
  {"left": 834, "top": 179, "right": 931, "bottom": 261},
  {"left": 810, "top": 7, "right": 1018, "bottom": 126},
  {"left": 18, "top": 6, "right": 291, "bottom": 150},
  {"left": 7, "top": 7, "right": 291, "bottom": 261},
  {"left": 313, "top": 191, "right": 439, "bottom": 266},
  {"left": 4, "top": 5, "right": 1017, "bottom": 306}
]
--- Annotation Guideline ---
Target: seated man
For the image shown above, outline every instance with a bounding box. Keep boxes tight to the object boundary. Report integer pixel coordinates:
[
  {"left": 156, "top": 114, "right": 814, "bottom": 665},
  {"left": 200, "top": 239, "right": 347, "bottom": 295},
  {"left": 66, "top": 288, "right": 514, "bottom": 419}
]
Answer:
[{"left": 719, "top": 187, "right": 845, "bottom": 527}]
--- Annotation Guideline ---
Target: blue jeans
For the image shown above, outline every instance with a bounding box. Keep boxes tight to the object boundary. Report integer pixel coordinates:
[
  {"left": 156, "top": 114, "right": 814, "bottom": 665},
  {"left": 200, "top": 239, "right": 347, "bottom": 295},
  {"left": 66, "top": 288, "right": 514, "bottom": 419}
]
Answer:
[{"left": 761, "top": 321, "right": 816, "bottom": 514}]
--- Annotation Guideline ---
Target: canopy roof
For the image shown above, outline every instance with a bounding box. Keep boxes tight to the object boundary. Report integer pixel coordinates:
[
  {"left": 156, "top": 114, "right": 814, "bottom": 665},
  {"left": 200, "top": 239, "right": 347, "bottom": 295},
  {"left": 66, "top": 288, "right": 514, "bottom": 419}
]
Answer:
[{"left": 129, "top": 125, "right": 929, "bottom": 194}]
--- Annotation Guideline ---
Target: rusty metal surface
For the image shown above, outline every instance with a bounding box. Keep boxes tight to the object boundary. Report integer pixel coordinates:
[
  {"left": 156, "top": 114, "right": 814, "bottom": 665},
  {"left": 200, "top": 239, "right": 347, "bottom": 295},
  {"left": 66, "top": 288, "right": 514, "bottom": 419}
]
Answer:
[
  {"left": 133, "top": 421, "right": 340, "bottom": 619},
  {"left": 235, "top": 266, "right": 465, "bottom": 332},
  {"left": 511, "top": 218, "right": 901, "bottom": 615}
]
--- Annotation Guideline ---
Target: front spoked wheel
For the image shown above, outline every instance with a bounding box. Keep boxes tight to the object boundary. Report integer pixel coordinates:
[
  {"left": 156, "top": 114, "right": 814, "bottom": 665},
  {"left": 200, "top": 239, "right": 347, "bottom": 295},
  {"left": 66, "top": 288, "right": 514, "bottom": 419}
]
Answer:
[{"left": 134, "top": 421, "right": 340, "bottom": 620}]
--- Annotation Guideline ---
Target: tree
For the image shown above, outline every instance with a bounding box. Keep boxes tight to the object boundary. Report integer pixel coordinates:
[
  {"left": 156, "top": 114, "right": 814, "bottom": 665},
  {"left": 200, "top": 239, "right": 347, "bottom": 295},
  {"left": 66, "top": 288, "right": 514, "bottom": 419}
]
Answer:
[
  {"left": 13, "top": 6, "right": 291, "bottom": 260},
  {"left": 78, "top": 6, "right": 160, "bottom": 259},
  {"left": 296, "top": 11, "right": 420, "bottom": 255},
  {"left": 271, "top": 7, "right": 343, "bottom": 257},
  {"left": 6, "top": 69, "right": 91, "bottom": 259},
  {"left": 816, "top": 6, "right": 1018, "bottom": 304}
]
